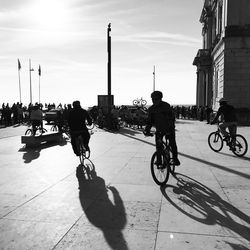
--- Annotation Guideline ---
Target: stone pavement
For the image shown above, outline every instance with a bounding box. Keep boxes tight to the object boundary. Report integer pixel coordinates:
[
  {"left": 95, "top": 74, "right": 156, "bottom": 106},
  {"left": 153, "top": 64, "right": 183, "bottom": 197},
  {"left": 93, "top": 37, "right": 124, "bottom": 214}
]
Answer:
[{"left": 0, "top": 120, "right": 250, "bottom": 250}]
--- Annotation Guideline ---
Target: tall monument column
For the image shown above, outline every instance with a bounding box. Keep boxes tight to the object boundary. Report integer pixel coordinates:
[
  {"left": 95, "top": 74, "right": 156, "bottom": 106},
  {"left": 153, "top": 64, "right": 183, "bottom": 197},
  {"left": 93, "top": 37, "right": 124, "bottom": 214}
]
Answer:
[{"left": 107, "top": 23, "right": 112, "bottom": 115}]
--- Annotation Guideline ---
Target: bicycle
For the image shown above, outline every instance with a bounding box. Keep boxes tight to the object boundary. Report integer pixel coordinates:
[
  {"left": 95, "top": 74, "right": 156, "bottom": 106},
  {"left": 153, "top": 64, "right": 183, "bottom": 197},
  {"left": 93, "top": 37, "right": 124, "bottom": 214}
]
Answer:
[
  {"left": 25, "top": 122, "right": 47, "bottom": 136},
  {"left": 144, "top": 131, "right": 175, "bottom": 185},
  {"left": 133, "top": 97, "right": 147, "bottom": 107},
  {"left": 208, "top": 123, "right": 248, "bottom": 157},
  {"left": 75, "top": 133, "right": 90, "bottom": 165}
]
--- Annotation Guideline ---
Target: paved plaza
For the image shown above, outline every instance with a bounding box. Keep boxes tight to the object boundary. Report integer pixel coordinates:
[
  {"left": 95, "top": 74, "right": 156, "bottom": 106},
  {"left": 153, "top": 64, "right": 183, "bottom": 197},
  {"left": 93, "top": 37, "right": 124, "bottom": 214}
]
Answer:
[{"left": 0, "top": 120, "right": 250, "bottom": 250}]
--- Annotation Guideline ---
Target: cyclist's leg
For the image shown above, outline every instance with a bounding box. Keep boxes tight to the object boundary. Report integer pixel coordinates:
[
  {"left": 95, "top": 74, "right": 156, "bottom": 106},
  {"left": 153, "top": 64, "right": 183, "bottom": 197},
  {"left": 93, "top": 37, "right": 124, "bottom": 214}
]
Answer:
[
  {"left": 168, "top": 131, "right": 180, "bottom": 165},
  {"left": 155, "top": 133, "right": 163, "bottom": 165},
  {"left": 228, "top": 122, "right": 237, "bottom": 139},
  {"left": 81, "top": 130, "right": 90, "bottom": 151},
  {"left": 219, "top": 122, "right": 230, "bottom": 138},
  {"left": 32, "top": 120, "right": 39, "bottom": 134},
  {"left": 71, "top": 133, "right": 80, "bottom": 156},
  {"left": 40, "top": 120, "right": 44, "bottom": 130}
]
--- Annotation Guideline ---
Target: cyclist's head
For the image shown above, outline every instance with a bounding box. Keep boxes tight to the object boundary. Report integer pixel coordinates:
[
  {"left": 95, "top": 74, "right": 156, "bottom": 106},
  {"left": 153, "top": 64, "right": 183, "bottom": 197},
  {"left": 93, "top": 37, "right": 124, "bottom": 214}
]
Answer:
[
  {"left": 219, "top": 98, "right": 227, "bottom": 105},
  {"left": 73, "top": 100, "right": 81, "bottom": 108},
  {"left": 34, "top": 104, "right": 39, "bottom": 110},
  {"left": 151, "top": 91, "right": 163, "bottom": 104}
]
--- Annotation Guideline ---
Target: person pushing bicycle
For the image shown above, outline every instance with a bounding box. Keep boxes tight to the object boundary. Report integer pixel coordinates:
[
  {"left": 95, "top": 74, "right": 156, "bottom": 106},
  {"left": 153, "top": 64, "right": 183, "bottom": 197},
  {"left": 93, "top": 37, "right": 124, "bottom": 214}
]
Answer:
[
  {"left": 143, "top": 91, "right": 180, "bottom": 166},
  {"left": 211, "top": 98, "right": 237, "bottom": 142},
  {"left": 68, "top": 101, "right": 92, "bottom": 156}
]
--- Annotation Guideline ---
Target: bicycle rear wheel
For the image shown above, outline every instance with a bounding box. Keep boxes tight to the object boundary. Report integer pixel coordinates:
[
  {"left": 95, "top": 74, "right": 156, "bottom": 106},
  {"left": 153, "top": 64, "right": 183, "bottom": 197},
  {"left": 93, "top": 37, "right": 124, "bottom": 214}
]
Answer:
[
  {"left": 151, "top": 151, "right": 170, "bottom": 185},
  {"left": 25, "top": 129, "right": 33, "bottom": 136},
  {"left": 208, "top": 132, "right": 223, "bottom": 152},
  {"left": 51, "top": 125, "right": 58, "bottom": 131},
  {"left": 231, "top": 134, "right": 248, "bottom": 157}
]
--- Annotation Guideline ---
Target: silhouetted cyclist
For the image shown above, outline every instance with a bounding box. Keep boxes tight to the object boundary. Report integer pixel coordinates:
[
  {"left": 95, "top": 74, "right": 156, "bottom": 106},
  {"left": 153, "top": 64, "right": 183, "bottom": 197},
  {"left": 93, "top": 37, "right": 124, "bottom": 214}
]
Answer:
[
  {"left": 68, "top": 101, "right": 92, "bottom": 156},
  {"left": 211, "top": 98, "right": 238, "bottom": 140},
  {"left": 144, "top": 91, "right": 180, "bottom": 166}
]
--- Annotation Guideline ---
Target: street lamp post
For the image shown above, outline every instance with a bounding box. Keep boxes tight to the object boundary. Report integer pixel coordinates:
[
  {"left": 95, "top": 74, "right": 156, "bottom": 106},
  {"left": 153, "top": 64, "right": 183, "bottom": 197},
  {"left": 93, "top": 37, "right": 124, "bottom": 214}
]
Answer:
[{"left": 29, "top": 59, "right": 34, "bottom": 104}]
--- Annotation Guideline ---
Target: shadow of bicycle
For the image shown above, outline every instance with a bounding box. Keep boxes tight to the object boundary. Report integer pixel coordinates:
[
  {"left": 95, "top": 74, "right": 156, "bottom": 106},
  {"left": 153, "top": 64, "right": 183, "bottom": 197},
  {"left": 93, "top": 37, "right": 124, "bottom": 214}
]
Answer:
[{"left": 161, "top": 174, "right": 250, "bottom": 245}]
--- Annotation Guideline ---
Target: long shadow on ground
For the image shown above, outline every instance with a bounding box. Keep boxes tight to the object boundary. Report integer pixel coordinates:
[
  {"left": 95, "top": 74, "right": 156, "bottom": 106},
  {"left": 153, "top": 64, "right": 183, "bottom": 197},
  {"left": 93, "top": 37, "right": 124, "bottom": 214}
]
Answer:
[
  {"left": 161, "top": 173, "right": 250, "bottom": 248},
  {"left": 77, "top": 164, "right": 128, "bottom": 250}
]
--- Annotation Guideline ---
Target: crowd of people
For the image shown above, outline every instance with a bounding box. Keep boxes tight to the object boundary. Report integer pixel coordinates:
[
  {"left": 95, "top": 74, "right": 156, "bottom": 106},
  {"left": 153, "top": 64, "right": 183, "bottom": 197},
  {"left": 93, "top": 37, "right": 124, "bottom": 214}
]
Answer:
[
  {"left": 0, "top": 101, "right": 214, "bottom": 129},
  {"left": 173, "top": 105, "right": 213, "bottom": 123}
]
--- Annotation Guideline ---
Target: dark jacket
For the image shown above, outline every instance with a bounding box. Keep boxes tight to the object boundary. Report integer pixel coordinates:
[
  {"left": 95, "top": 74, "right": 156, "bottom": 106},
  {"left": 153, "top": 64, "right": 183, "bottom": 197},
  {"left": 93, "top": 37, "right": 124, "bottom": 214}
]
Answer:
[
  {"left": 145, "top": 101, "right": 175, "bottom": 133},
  {"left": 68, "top": 107, "right": 92, "bottom": 131},
  {"left": 213, "top": 104, "right": 237, "bottom": 123}
]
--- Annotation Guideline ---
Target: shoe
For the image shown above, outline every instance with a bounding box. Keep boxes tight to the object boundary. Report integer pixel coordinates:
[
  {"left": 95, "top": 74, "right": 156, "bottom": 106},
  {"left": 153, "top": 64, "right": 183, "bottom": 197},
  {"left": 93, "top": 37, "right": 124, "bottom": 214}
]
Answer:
[{"left": 172, "top": 158, "right": 180, "bottom": 166}]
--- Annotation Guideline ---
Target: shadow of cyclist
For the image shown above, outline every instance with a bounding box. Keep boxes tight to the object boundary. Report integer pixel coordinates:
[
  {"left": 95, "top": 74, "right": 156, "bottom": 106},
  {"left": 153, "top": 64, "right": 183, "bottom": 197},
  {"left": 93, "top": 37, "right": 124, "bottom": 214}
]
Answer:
[
  {"left": 161, "top": 173, "right": 250, "bottom": 243},
  {"left": 77, "top": 167, "right": 128, "bottom": 250}
]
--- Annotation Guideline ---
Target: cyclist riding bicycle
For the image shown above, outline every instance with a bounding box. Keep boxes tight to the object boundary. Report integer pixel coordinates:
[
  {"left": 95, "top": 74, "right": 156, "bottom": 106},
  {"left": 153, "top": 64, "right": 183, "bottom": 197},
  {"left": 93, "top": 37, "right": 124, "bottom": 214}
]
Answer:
[
  {"left": 211, "top": 98, "right": 238, "bottom": 142},
  {"left": 68, "top": 101, "right": 92, "bottom": 156},
  {"left": 143, "top": 91, "right": 180, "bottom": 166},
  {"left": 30, "top": 104, "right": 44, "bottom": 133}
]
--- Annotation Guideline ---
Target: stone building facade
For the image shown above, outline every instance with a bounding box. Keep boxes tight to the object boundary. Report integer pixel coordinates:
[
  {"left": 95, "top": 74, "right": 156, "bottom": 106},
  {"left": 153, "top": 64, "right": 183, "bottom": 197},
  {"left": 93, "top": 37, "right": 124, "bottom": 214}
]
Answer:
[{"left": 193, "top": 0, "right": 250, "bottom": 115}]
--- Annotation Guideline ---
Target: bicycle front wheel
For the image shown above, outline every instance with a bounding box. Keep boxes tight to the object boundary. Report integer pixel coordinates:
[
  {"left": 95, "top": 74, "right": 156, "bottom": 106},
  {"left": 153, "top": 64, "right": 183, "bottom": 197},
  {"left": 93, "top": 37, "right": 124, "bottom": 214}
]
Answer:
[
  {"left": 232, "top": 134, "right": 248, "bottom": 157},
  {"left": 151, "top": 151, "right": 170, "bottom": 185},
  {"left": 208, "top": 132, "right": 223, "bottom": 152}
]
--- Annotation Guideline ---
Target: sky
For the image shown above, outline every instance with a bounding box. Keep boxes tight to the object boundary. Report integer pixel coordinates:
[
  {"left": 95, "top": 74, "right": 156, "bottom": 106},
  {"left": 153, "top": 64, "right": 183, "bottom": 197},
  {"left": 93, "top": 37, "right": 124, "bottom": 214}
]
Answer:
[{"left": 0, "top": 0, "right": 204, "bottom": 107}]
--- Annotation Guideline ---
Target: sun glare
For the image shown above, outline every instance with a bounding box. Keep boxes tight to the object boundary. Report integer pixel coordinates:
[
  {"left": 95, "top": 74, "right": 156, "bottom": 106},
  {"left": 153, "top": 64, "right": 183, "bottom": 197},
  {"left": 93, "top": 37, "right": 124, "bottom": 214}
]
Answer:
[{"left": 28, "top": 0, "right": 70, "bottom": 31}]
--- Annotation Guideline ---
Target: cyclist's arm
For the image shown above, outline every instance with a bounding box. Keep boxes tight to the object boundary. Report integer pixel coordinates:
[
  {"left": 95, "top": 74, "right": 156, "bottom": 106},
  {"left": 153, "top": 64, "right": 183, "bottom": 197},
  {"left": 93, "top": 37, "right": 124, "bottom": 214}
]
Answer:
[
  {"left": 211, "top": 106, "right": 223, "bottom": 124},
  {"left": 144, "top": 110, "right": 153, "bottom": 134},
  {"left": 86, "top": 112, "right": 93, "bottom": 125}
]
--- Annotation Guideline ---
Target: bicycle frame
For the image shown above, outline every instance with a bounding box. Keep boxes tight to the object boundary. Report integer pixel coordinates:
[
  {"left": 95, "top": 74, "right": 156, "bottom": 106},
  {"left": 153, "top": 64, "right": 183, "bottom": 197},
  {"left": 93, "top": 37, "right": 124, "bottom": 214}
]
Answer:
[
  {"left": 75, "top": 134, "right": 90, "bottom": 164},
  {"left": 149, "top": 131, "right": 175, "bottom": 185},
  {"left": 155, "top": 132, "right": 175, "bottom": 170}
]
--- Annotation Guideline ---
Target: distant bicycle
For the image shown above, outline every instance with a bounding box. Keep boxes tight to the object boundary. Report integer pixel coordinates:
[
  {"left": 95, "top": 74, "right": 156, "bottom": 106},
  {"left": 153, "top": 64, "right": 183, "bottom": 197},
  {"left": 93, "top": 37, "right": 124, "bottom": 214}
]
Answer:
[
  {"left": 25, "top": 123, "right": 47, "bottom": 136},
  {"left": 133, "top": 97, "right": 147, "bottom": 107},
  {"left": 144, "top": 131, "right": 175, "bottom": 185},
  {"left": 208, "top": 123, "right": 248, "bottom": 157}
]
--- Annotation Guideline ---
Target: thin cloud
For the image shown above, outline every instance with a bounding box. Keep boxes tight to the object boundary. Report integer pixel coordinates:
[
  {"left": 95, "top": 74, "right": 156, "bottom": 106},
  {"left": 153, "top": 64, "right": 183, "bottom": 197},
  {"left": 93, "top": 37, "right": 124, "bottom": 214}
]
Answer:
[{"left": 115, "top": 31, "right": 200, "bottom": 47}]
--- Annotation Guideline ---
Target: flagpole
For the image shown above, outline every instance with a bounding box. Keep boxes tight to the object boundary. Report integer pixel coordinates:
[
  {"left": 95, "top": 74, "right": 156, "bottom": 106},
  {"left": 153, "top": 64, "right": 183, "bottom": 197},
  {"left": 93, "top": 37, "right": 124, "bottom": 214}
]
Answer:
[
  {"left": 153, "top": 65, "right": 155, "bottom": 91},
  {"left": 29, "top": 59, "right": 34, "bottom": 104},
  {"left": 38, "top": 65, "right": 41, "bottom": 104},
  {"left": 17, "top": 59, "right": 21, "bottom": 103},
  {"left": 39, "top": 75, "right": 40, "bottom": 104}
]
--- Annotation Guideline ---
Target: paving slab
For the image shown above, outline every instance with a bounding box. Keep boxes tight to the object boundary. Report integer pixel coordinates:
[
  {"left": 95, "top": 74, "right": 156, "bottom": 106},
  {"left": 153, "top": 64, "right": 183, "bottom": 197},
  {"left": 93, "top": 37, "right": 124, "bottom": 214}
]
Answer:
[{"left": 0, "top": 120, "right": 250, "bottom": 249}]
